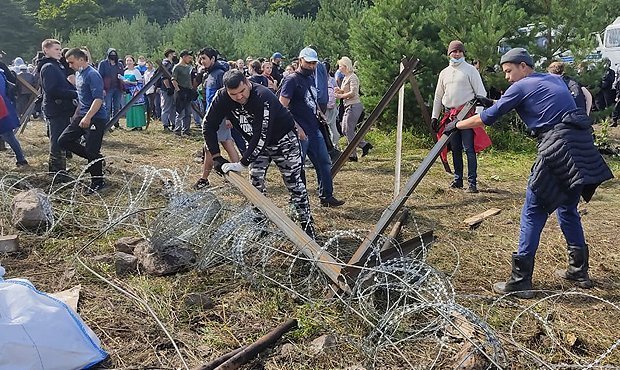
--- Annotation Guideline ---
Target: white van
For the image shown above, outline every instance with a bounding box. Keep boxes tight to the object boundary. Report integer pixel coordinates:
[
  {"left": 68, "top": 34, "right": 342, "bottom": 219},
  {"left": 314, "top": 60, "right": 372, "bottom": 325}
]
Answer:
[{"left": 595, "top": 16, "right": 620, "bottom": 69}]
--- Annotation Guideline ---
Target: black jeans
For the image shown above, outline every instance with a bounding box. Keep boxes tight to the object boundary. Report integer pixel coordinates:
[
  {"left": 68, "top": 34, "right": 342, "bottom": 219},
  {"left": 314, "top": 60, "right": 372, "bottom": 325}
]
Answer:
[
  {"left": 47, "top": 115, "right": 71, "bottom": 172},
  {"left": 58, "top": 116, "right": 106, "bottom": 179}
]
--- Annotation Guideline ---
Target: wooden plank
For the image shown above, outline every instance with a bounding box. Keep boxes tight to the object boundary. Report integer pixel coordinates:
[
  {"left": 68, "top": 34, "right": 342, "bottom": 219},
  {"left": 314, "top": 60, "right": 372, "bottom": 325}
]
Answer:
[
  {"left": 225, "top": 171, "right": 351, "bottom": 294},
  {"left": 331, "top": 57, "right": 419, "bottom": 179},
  {"left": 463, "top": 208, "right": 501, "bottom": 227},
  {"left": 343, "top": 100, "right": 477, "bottom": 279},
  {"left": 16, "top": 74, "right": 40, "bottom": 96}
]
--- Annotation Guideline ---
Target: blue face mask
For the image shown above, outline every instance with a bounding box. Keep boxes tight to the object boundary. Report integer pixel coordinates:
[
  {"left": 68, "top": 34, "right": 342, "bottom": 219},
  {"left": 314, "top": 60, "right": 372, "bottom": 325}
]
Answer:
[{"left": 450, "top": 57, "right": 465, "bottom": 64}]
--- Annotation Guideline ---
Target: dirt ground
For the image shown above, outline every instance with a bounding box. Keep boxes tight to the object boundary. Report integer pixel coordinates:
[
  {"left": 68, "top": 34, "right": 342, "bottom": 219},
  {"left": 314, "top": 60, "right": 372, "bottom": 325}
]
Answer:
[{"left": 1, "top": 119, "right": 619, "bottom": 369}]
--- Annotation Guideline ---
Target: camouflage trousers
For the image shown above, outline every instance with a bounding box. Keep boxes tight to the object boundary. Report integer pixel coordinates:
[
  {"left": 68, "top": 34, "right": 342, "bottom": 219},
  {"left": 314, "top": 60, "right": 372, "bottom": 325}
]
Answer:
[{"left": 249, "top": 130, "right": 312, "bottom": 224}]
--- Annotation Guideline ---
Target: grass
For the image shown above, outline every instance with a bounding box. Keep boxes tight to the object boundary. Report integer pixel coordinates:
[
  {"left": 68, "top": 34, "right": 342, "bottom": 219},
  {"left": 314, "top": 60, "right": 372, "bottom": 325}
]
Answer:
[{"left": 1, "top": 118, "right": 619, "bottom": 369}]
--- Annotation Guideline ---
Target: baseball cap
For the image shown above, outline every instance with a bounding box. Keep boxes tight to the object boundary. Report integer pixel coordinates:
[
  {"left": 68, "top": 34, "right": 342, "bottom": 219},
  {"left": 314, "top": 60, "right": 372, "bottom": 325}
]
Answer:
[
  {"left": 298, "top": 47, "right": 319, "bottom": 62},
  {"left": 179, "top": 49, "right": 193, "bottom": 57},
  {"left": 500, "top": 48, "right": 534, "bottom": 67},
  {"left": 272, "top": 52, "right": 283, "bottom": 59}
]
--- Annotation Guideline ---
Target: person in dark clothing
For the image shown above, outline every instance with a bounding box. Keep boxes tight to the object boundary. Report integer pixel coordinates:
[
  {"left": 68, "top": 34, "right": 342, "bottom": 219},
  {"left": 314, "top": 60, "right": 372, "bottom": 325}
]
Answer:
[
  {"left": 0, "top": 51, "right": 16, "bottom": 152},
  {"left": 97, "top": 48, "right": 124, "bottom": 126},
  {"left": 159, "top": 49, "right": 177, "bottom": 131},
  {"left": 202, "top": 69, "right": 316, "bottom": 238},
  {"left": 248, "top": 60, "right": 268, "bottom": 87},
  {"left": 454, "top": 48, "right": 613, "bottom": 299},
  {"left": 270, "top": 52, "right": 284, "bottom": 85},
  {"left": 612, "top": 69, "right": 620, "bottom": 127},
  {"left": 595, "top": 59, "right": 616, "bottom": 111},
  {"left": 547, "top": 61, "right": 587, "bottom": 113},
  {"left": 59, "top": 48, "right": 108, "bottom": 194},
  {"left": 37, "top": 39, "right": 78, "bottom": 180}
]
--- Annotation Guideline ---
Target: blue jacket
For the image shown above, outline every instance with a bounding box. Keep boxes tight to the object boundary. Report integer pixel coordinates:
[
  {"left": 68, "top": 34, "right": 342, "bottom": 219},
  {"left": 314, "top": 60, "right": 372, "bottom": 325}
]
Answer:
[
  {"left": 204, "top": 60, "right": 229, "bottom": 109},
  {"left": 36, "top": 56, "right": 77, "bottom": 118},
  {"left": 0, "top": 70, "right": 20, "bottom": 134},
  {"left": 315, "top": 62, "right": 328, "bottom": 108}
]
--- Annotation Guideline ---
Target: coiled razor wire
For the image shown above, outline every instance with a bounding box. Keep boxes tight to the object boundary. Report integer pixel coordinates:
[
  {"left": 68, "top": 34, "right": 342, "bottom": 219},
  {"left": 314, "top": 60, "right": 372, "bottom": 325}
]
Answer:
[{"left": 1, "top": 163, "right": 619, "bottom": 369}]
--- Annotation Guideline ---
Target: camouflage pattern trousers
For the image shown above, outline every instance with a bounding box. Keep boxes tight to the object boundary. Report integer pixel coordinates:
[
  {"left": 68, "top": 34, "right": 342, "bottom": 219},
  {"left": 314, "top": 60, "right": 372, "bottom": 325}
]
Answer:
[{"left": 249, "top": 130, "right": 312, "bottom": 224}]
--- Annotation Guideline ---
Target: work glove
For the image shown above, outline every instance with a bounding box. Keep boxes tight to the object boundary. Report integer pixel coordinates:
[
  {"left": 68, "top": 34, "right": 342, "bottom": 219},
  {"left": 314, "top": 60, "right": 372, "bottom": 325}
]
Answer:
[
  {"left": 221, "top": 162, "right": 247, "bottom": 174},
  {"left": 212, "top": 156, "right": 230, "bottom": 176},
  {"left": 475, "top": 95, "right": 494, "bottom": 108},
  {"left": 430, "top": 118, "right": 440, "bottom": 133},
  {"left": 443, "top": 119, "right": 459, "bottom": 135}
]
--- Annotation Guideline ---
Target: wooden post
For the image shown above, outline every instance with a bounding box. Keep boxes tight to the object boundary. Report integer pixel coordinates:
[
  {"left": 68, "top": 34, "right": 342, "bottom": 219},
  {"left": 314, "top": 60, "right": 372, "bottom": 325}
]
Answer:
[
  {"left": 215, "top": 319, "right": 298, "bottom": 370},
  {"left": 192, "top": 346, "right": 246, "bottom": 370},
  {"left": 343, "top": 100, "right": 477, "bottom": 279},
  {"left": 331, "top": 57, "right": 419, "bottom": 179},
  {"left": 395, "top": 62, "right": 405, "bottom": 198},
  {"left": 225, "top": 171, "right": 351, "bottom": 293}
]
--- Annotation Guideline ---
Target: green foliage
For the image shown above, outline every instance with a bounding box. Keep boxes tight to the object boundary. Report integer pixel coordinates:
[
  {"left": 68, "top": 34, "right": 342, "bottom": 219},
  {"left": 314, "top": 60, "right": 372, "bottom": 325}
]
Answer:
[
  {"left": 304, "top": 0, "right": 367, "bottom": 62},
  {"left": 1, "top": 0, "right": 43, "bottom": 61},
  {"left": 38, "top": 0, "right": 102, "bottom": 39},
  {"left": 168, "top": 10, "right": 240, "bottom": 59},
  {"left": 68, "top": 14, "right": 163, "bottom": 62},
  {"left": 235, "top": 11, "right": 310, "bottom": 60}
]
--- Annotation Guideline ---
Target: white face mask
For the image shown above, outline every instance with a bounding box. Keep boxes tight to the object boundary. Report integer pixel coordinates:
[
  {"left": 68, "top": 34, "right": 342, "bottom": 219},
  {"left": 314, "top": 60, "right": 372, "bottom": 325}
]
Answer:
[
  {"left": 138, "top": 61, "right": 146, "bottom": 66},
  {"left": 450, "top": 57, "right": 465, "bottom": 65}
]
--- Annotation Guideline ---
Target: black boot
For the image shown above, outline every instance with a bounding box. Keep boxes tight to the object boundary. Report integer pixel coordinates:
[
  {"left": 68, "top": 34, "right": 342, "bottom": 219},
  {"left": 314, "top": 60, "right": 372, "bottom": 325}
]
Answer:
[
  {"left": 493, "top": 253, "right": 535, "bottom": 299},
  {"left": 554, "top": 245, "right": 593, "bottom": 288}
]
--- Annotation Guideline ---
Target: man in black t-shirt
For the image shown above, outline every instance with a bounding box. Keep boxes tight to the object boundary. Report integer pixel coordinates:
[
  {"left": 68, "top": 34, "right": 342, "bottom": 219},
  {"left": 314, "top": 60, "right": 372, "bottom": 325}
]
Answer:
[{"left": 202, "top": 69, "right": 315, "bottom": 237}]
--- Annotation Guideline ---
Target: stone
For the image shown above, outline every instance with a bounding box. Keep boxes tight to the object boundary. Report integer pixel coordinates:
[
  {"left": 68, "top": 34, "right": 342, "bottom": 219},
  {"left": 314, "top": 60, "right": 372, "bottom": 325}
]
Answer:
[
  {"left": 115, "top": 252, "right": 138, "bottom": 276},
  {"left": 134, "top": 241, "right": 196, "bottom": 276},
  {"left": 50, "top": 285, "right": 81, "bottom": 312},
  {"left": 184, "top": 293, "right": 214, "bottom": 310},
  {"left": 0, "top": 235, "right": 19, "bottom": 253},
  {"left": 114, "top": 236, "right": 145, "bottom": 254},
  {"left": 11, "top": 189, "right": 53, "bottom": 231},
  {"left": 280, "top": 343, "right": 295, "bottom": 356},
  {"left": 309, "top": 334, "right": 336, "bottom": 354}
]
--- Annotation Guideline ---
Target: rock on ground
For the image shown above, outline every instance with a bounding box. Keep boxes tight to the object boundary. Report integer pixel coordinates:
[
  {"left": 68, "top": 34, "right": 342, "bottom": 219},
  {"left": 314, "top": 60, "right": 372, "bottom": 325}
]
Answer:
[
  {"left": 115, "top": 252, "right": 138, "bottom": 276},
  {"left": 11, "top": 189, "right": 54, "bottom": 231},
  {"left": 134, "top": 241, "right": 196, "bottom": 276},
  {"left": 114, "top": 236, "right": 145, "bottom": 254}
]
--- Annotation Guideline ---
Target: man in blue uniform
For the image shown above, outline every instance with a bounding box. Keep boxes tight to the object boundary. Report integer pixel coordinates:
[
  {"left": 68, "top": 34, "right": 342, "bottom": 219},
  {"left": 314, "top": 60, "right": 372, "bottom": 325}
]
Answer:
[{"left": 452, "top": 48, "right": 613, "bottom": 298}]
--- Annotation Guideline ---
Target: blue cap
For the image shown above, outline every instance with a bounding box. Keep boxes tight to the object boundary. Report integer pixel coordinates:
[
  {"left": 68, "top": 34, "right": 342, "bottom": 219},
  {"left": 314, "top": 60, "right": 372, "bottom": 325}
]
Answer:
[
  {"left": 272, "top": 52, "right": 283, "bottom": 59},
  {"left": 298, "top": 47, "right": 319, "bottom": 62}
]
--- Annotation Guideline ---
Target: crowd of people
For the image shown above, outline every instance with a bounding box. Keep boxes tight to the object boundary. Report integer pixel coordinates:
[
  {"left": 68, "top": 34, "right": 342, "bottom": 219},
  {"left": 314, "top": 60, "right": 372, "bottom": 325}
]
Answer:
[{"left": 0, "top": 38, "right": 617, "bottom": 298}]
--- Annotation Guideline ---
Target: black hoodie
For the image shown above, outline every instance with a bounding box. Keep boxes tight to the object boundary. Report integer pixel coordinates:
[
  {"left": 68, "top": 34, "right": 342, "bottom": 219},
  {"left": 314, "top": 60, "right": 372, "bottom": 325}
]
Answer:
[{"left": 36, "top": 57, "right": 77, "bottom": 118}]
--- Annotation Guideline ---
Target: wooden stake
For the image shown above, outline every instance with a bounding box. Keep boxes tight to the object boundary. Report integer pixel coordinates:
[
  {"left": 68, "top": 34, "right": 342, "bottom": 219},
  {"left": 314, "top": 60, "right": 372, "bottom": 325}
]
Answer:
[{"left": 225, "top": 171, "right": 351, "bottom": 293}]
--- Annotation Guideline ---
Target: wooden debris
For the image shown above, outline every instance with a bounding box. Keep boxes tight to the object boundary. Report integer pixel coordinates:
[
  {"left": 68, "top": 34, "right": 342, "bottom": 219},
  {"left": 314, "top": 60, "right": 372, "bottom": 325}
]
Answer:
[
  {"left": 0, "top": 234, "right": 19, "bottom": 253},
  {"left": 463, "top": 208, "right": 501, "bottom": 228},
  {"left": 215, "top": 318, "right": 298, "bottom": 370},
  {"left": 192, "top": 346, "right": 246, "bottom": 370}
]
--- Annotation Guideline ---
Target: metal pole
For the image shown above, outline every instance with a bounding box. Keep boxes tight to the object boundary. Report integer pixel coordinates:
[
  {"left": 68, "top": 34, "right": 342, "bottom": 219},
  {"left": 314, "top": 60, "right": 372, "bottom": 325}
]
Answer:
[{"left": 395, "top": 62, "right": 405, "bottom": 197}]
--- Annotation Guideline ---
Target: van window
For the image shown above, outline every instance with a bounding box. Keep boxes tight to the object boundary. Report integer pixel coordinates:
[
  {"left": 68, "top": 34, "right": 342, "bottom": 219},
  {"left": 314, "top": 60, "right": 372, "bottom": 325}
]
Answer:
[{"left": 605, "top": 29, "right": 620, "bottom": 48}]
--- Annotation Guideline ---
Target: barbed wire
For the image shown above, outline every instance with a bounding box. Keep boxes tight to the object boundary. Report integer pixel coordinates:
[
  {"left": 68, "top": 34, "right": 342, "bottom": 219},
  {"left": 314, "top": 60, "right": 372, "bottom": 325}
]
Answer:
[{"left": 1, "top": 163, "right": 618, "bottom": 369}]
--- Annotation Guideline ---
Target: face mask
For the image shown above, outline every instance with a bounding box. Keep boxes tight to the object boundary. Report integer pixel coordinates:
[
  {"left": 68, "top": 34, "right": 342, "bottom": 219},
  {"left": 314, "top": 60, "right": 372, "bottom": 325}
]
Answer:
[
  {"left": 109, "top": 54, "right": 118, "bottom": 62},
  {"left": 450, "top": 57, "right": 465, "bottom": 65},
  {"left": 299, "top": 66, "right": 314, "bottom": 76}
]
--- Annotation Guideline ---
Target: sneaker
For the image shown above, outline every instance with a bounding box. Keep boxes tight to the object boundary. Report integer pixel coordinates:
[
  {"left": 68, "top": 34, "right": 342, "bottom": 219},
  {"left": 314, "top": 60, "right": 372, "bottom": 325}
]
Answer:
[
  {"left": 361, "top": 143, "right": 373, "bottom": 157},
  {"left": 86, "top": 180, "right": 107, "bottom": 195},
  {"left": 193, "top": 178, "right": 210, "bottom": 190},
  {"left": 320, "top": 196, "right": 345, "bottom": 207},
  {"left": 450, "top": 180, "right": 463, "bottom": 189},
  {"left": 465, "top": 185, "right": 479, "bottom": 193}
]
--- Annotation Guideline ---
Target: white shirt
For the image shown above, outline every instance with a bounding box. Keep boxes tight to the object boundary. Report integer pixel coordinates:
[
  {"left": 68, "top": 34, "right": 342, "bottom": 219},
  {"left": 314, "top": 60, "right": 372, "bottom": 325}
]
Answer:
[{"left": 431, "top": 61, "right": 487, "bottom": 119}]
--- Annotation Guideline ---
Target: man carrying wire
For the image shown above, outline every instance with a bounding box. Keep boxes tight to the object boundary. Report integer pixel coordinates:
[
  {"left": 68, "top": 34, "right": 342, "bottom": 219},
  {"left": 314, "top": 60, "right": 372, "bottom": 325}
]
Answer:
[{"left": 202, "top": 69, "right": 316, "bottom": 238}]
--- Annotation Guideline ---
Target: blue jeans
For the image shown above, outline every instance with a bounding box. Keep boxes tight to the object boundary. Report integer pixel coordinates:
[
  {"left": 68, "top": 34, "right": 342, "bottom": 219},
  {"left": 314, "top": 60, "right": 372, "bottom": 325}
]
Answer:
[
  {"left": 160, "top": 90, "right": 174, "bottom": 128},
  {"left": 451, "top": 128, "right": 477, "bottom": 186},
  {"left": 0, "top": 130, "right": 26, "bottom": 163},
  {"left": 300, "top": 127, "right": 333, "bottom": 200},
  {"left": 518, "top": 186, "right": 586, "bottom": 256},
  {"left": 104, "top": 89, "right": 122, "bottom": 121}
]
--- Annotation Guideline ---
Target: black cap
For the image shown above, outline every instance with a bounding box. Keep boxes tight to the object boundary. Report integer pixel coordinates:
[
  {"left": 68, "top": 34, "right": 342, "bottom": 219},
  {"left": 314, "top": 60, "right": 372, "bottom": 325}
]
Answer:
[
  {"left": 179, "top": 49, "right": 193, "bottom": 57},
  {"left": 500, "top": 48, "right": 534, "bottom": 67}
]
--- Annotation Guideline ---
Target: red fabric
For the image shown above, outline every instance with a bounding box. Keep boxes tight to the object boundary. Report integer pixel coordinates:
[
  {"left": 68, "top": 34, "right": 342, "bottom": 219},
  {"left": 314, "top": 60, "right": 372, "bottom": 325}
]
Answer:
[
  {"left": 0, "top": 95, "right": 8, "bottom": 120},
  {"left": 437, "top": 104, "right": 492, "bottom": 162}
]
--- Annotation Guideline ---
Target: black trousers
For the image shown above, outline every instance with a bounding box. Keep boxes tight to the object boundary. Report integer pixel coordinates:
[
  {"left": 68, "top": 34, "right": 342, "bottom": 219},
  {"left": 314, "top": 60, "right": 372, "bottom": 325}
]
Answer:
[{"left": 58, "top": 116, "right": 106, "bottom": 179}]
